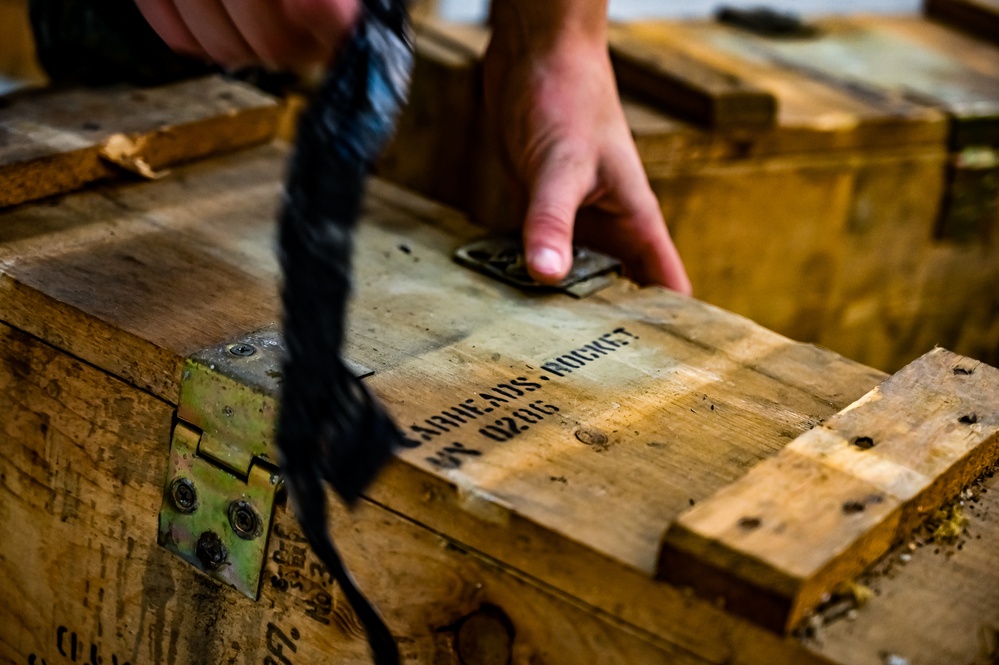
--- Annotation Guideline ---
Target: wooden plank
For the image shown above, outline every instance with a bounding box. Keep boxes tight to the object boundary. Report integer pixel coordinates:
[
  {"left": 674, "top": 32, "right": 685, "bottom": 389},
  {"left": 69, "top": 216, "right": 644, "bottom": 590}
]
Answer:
[
  {"left": 0, "top": 76, "right": 280, "bottom": 209},
  {"left": 0, "top": 322, "right": 695, "bottom": 665},
  {"left": 612, "top": 21, "right": 948, "bottom": 156},
  {"left": 808, "top": 455, "right": 999, "bottom": 665},
  {"left": 710, "top": 15, "right": 999, "bottom": 148},
  {"left": 926, "top": 0, "right": 999, "bottom": 45},
  {"left": 660, "top": 348, "right": 999, "bottom": 633},
  {"left": 608, "top": 25, "right": 777, "bottom": 130}
]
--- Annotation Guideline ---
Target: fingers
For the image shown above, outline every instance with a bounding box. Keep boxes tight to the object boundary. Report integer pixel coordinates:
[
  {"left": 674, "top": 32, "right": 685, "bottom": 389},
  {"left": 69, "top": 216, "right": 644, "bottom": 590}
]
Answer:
[
  {"left": 134, "top": 0, "right": 207, "bottom": 59},
  {"left": 135, "top": 0, "right": 360, "bottom": 70},
  {"left": 222, "top": 0, "right": 333, "bottom": 69},
  {"left": 523, "top": 146, "right": 595, "bottom": 285},
  {"left": 578, "top": 146, "right": 692, "bottom": 293},
  {"left": 612, "top": 165, "right": 692, "bottom": 294},
  {"left": 171, "top": 0, "right": 258, "bottom": 67}
]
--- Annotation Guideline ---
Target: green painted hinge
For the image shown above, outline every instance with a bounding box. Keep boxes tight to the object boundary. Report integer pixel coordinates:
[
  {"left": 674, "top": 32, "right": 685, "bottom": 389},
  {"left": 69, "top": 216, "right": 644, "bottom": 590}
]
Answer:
[
  {"left": 157, "top": 328, "right": 286, "bottom": 600},
  {"left": 157, "top": 327, "right": 373, "bottom": 599}
]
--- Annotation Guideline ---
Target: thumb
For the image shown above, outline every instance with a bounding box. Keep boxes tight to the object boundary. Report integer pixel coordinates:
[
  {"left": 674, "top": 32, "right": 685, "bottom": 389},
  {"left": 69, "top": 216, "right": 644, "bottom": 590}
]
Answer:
[{"left": 523, "top": 150, "right": 593, "bottom": 285}]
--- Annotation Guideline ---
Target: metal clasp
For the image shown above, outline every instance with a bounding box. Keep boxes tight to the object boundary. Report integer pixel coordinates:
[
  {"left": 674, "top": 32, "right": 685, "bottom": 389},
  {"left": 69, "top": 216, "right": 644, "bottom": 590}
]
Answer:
[{"left": 454, "top": 237, "right": 621, "bottom": 298}]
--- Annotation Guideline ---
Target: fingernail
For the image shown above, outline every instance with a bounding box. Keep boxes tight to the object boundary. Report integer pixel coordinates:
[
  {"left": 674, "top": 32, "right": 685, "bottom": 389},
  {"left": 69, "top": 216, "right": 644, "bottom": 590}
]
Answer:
[{"left": 530, "top": 247, "right": 565, "bottom": 278}]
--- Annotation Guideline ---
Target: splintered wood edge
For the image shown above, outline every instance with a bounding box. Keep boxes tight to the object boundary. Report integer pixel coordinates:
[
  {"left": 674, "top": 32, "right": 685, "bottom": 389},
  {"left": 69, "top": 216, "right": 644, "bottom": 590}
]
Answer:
[
  {"left": 658, "top": 347, "right": 999, "bottom": 634},
  {"left": 925, "top": 0, "right": 999, "bottom": 45},
  {"left": 607, "top": 25, "right": 777, "bottom": 130},
  {"left": 0, "top": 76, "right": 280, "bottom": 209}
]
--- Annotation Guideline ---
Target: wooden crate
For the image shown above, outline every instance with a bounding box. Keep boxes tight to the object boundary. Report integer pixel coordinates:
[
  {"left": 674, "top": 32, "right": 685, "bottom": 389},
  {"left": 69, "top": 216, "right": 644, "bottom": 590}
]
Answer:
[
  {"left": 379, "top": 16, "right": 999, "bottom": 374},
  {"left": 926, "top": 0, "right": 999, "bottom": 43},
  {"left": 0, "top": 0, "right": 45, "bottom": 94},
  {"left": 2, "top": 80, "right": 999, "bottom": 665}
]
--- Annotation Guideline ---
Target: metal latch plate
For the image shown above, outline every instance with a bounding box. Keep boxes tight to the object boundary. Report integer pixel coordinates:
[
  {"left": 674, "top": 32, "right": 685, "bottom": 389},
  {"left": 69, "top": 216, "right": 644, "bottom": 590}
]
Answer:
[
  {"left": 454, "top": 237, "right": 621, "bottom": 297},
  {"left": 158, "top": 422, "right": 280, "bottom": 599}
]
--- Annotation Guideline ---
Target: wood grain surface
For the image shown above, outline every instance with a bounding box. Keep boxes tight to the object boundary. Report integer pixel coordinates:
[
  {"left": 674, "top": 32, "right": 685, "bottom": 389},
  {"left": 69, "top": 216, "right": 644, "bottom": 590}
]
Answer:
[
  {"left": 661, "top": 348, "right": 999, "bottom": 632},
  {"left": 0, "top": 322, "right": 694, "bottom": 665}
]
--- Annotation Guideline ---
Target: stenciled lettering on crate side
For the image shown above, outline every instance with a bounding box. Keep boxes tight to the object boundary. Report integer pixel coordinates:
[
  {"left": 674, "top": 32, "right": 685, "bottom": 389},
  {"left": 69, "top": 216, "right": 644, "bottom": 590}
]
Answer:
[
  {"left": 28, "top": 626, "right": 130, "bottom": 665},
  {"left": 268, "top": 522, "right": 341, "bottom": 628}
]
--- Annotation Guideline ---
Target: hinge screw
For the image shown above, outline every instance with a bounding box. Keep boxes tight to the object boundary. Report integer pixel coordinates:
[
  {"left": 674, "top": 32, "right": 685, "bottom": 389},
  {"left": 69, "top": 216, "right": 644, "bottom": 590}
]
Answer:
[
  {"left": 228, "top": 343, "right": 256, "bottom": 357},
  {"left": 228, "top": 500, "right": 262, "bottom": 540},
  {"left": 169, "top": 477, "right": 198, "bottom": 513},
  {"left": 196, "top": 531, "right": 228, "bottom": 570}
]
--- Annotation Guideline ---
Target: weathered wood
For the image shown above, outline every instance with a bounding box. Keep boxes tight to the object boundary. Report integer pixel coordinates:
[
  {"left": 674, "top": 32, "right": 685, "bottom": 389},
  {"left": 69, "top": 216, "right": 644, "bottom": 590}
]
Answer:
[
  {"left": 926, "top": 0, "right": 999, "bottom": 45},
  {"left": 3, "top": 137, "right": 999, "bottom": 664},
  {"left": 611, "top": 20, "right": 948, "bottom": 156},
  {"left": 383, "top": 19, "right": 999, "bottom": 375},
  {"left": 809, "top": 463, "right": 999, "bottom": 665},
  {"left": 0, "top": 76, "right": 280, "bottom": 209},
  {"left": 711, "top": 15, "right": 999, "bottom": 148},
  {"left": 0, "top": 322, "right": 693, "bottom": 665},
  {"left": 608, "top": 26, "right": 777, "bottom": 130},
  {"left": 0, "top": 142, "right": 891, "bottom": 665},
  {"left": 660, "top": 348, "right": 999, "bottom": 633}
]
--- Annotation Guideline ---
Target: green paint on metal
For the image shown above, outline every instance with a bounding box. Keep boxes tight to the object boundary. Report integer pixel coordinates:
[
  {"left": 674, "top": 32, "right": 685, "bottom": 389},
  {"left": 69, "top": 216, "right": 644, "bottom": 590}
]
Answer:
[
  {"left": 159, "top": 326, "right": 373, "bottom": 600},
  {"left": 158, "top": 422, "right": 280, "bottom": 599}
]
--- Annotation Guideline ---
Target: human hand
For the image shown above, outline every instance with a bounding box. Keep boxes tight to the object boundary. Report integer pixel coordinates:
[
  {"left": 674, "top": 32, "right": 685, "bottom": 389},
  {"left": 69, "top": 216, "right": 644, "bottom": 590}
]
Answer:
[
  {"left": 134, "top": 0, "right": 361, "bottom": 70},
  {"left": 482, "top": 5, "right": 691, "bottom": 293}
]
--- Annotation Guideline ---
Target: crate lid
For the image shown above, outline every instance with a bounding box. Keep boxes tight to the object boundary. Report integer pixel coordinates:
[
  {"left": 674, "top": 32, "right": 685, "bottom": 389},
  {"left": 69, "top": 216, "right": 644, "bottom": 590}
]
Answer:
[{"left": 613, "top": 15, "right": 999, "bottom": 154}]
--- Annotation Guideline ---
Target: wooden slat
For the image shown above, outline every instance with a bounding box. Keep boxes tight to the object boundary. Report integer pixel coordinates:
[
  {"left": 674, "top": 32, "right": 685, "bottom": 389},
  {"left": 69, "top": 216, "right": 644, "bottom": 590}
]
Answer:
[
  {"left": 0, "top": 76, "right": 280, "bottom": 209},
  {"left": 809, "top": 454, "right": 999, "bottom": 665},
  {"left": 660, "top": 348, "right": 999, "bottom": 633},
  {"left": 608, "top": 26, "right": 777, "bottom": 130},
  {"left": 926, "top": 0, "right": 999, "bottom": 45},
  {"left": 612, "top": 21, "right": 948, "bottom": 156},
  {"left": 712, "top": 15, "right": 999, "bottom": 148}
]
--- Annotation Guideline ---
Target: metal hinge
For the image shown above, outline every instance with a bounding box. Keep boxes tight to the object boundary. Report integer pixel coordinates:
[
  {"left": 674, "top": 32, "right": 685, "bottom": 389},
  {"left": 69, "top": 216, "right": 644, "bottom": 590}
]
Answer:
[
  {"left": 157, "top": 327, "right": 374, "bottom": 599},
  {"left": 455, "top": 237, "right": 621, "bottom": 298},
  {"left": 158, "top": 421, "right": 280, "bottom": 599},
  {"left": 158, "top": 328, "right": 286, "bottom": 599}
]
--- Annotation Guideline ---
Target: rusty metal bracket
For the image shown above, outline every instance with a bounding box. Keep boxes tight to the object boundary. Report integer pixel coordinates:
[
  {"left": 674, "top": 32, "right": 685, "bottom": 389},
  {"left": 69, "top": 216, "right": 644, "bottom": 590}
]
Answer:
[
  {"left": 158, "top": 326, "right": 374, "bottom": 599},
  {"left": 454, "top": 237, "right": 621, "bottom": 298}
]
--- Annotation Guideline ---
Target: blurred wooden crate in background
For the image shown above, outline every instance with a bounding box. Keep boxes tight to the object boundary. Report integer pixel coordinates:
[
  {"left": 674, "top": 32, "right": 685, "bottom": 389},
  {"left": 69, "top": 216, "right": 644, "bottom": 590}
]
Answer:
[
  {"left": 379, "top": 12, "right": 999, "bottom": 373},
  {"left": 0, "top": 0, "right": 45, "bottom": 94}
]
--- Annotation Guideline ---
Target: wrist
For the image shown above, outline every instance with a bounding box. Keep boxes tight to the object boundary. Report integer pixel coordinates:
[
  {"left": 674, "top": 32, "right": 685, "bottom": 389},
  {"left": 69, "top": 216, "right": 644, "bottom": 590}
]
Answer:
[{"left": 488, "top": 0, "right": 609, "bottom": 58}]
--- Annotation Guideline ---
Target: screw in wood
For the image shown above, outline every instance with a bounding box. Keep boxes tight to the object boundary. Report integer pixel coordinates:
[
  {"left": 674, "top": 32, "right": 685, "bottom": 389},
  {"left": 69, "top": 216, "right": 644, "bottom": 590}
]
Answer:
[
  {"left": 228, "top": 343, "right": 256, "bottom": 357},
  {"left": 169, "top": 477, "right": 198, "bottom": 514},
  {"left": 196, "top": 531, "right": 228, "bottom": 570},
  {"left": 228, "top": 500, "right": 262, "bottom": 540}
]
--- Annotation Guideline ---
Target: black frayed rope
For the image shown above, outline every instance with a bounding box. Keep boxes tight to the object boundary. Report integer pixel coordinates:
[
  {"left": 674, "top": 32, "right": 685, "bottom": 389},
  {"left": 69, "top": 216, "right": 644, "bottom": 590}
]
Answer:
[{"left": 277, "top": 2, "right": 414, "bottom": 663}]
